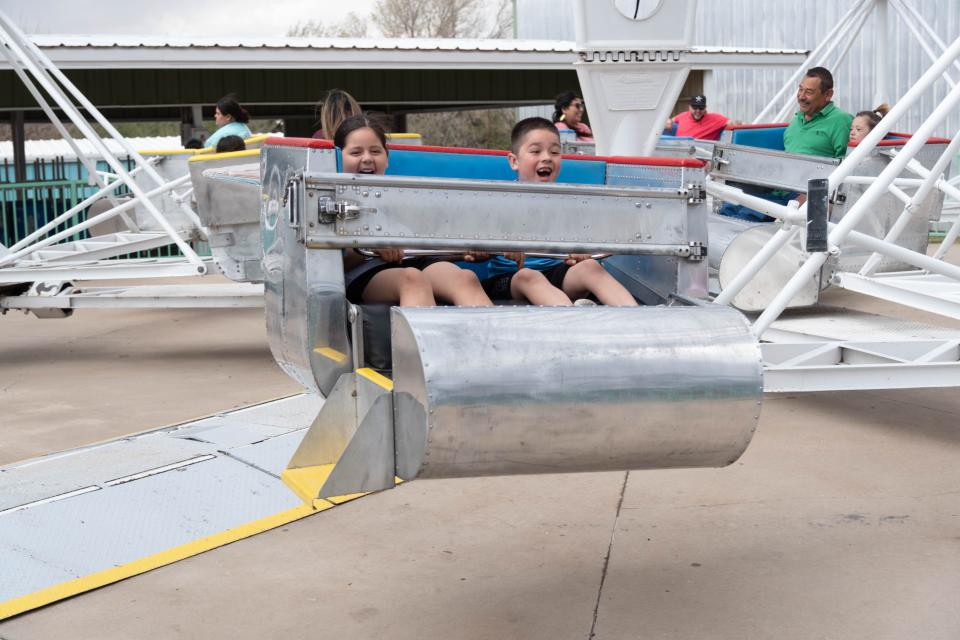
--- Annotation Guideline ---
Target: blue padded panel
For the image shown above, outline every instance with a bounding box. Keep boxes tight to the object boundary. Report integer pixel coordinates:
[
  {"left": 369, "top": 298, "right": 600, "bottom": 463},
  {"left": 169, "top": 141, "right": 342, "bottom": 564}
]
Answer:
[
  {"left": 556, "top": 159, "right": 606, "bottom": 184},
  {"left": 384, "top": 148, "right": 607, "bottom": 185},
  {"left": 386, "top": 150, "right": 516, "bottom": 181},
  {"left": 730, "top": 127, "right": 786, "bottom": 151}
]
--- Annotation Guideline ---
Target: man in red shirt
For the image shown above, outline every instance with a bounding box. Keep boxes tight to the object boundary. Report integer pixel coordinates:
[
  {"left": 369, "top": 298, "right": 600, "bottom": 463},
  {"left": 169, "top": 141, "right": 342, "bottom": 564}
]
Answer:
[{"left": 668, "top": 95, "right": 729, "bottom": 141}]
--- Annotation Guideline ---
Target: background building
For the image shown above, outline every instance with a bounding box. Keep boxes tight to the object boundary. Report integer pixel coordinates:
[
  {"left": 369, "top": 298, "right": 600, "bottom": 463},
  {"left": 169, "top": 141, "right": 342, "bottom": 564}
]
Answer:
[{"left": 517, "top": 0, "right": 960, "bottom": 137}]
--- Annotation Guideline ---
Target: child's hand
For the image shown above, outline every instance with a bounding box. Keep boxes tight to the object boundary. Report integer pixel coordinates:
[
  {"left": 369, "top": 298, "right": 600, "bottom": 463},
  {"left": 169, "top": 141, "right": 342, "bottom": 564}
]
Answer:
[
  {"left": 463, "top": 251, "right": 490, "bottom": 262},
  {"left": 375, "top": 248, "right": 405, "bottom": 263},
  {"left": 565, "top": 253, "right": 592, "bottom": 265},
  {"left": 503, "top": 251, "right": 525, "bottom": 268}
]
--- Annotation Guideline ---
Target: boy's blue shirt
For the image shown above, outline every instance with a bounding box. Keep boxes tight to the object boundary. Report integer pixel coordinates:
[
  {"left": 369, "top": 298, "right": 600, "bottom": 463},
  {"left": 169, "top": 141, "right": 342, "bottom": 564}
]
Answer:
[{"left": 488, "top": 255, "right": 559, "bottom": 276}]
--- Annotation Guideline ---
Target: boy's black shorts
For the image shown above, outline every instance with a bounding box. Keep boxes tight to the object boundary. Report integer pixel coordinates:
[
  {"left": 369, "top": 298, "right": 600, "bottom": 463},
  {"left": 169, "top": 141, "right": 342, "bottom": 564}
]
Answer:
[
  {"left": 346, "top": 256, "right": 443, "bottom": 303},
  {"left": 480, "top": 263, "right": 571, "bottom": 301}
]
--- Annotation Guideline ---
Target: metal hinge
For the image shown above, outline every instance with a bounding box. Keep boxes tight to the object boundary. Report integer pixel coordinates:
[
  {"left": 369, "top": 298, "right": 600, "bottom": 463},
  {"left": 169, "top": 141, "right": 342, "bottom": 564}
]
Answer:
[
  {"left": 317, "top": 198, "right": 378, "bottom": 224},
  {"left": 688, "top": 183, "right": 706, "bottom": 203},
  {"left": 687, "top": 241, "right": 706, "bottom": 261}
]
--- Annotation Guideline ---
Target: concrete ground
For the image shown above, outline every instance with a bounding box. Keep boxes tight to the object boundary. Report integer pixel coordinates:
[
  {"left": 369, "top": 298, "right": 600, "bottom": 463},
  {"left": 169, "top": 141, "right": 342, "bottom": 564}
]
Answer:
[{"left": 1, "top": 268, "right": 959, "bottom": 639}]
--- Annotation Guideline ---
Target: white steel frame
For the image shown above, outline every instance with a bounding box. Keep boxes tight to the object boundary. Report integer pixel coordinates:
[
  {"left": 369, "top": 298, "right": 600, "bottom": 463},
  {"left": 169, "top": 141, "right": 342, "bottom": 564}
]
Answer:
[
  {"left": 754, "top": 0, "right": 958, "bottom": 124},
  {"left": 0, "top": 10, "right": 207, "bottom": 275},
  {"left": 712, "top": 34, "right": 960, "bottom": 392}
]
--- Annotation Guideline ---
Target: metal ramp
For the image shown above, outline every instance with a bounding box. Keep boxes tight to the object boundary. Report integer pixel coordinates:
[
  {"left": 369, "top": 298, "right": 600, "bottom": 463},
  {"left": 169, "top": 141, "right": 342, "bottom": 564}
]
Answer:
[
  {"left": 0, "top": 393, "right": 379, "bottom": 620},
  {"left": 834, "top": 271, "right": 960, "bottom": 321}
]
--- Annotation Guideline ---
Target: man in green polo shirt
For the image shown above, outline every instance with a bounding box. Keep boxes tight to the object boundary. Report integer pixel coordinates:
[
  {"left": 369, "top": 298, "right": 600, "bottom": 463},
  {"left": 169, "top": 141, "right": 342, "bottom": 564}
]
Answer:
[{"left": 784, "top": 67, "right": 853, "bottom": 159}]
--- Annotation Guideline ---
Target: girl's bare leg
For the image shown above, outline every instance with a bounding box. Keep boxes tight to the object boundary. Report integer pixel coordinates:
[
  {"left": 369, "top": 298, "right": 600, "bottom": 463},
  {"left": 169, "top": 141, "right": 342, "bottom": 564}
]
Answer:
[
  {"left": 510, "top": 268, "right": 572, "bottom": 305},
  {"left": 362, "top": 267, "right": 436, "bottom": 307},
  {"left": 561, "top": 259, "right": 637, "bottom": 306},
  {"left": 422, "top": 262, "right": 493, "bottom": 306}
]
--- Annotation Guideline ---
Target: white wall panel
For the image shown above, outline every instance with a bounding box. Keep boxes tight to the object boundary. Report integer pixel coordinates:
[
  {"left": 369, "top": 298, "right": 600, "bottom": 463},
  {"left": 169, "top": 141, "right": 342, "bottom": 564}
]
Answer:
[{"left": 518, "top": 0, "right": 960, "bottom": 137}]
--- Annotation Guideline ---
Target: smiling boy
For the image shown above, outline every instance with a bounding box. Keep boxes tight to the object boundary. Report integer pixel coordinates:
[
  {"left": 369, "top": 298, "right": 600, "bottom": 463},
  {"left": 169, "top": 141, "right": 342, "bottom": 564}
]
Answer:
[{"left": 478, "top": 118, "right": 638, "bottom": 306}]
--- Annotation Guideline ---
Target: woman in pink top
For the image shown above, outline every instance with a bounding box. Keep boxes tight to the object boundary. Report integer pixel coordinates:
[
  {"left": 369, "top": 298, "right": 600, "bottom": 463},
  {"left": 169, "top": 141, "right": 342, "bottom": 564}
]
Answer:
[{"left": 552, "top": 91, "right": 594, "bottom": 142}]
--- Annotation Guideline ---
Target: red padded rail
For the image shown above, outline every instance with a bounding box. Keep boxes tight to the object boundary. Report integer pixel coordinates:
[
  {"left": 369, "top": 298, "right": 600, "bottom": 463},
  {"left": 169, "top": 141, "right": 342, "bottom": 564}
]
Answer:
[
  {"left": 265, "top": 137, "right": 334, "bottom": 149},
  {"left": 267, "top": 138, "right": 705, "bottom": 168},
  {"left": 849, "top": 132, "right": 952, "bottom": 147},
  {"left": 386, "top": 142, "right": 705, "bottom": 168}
]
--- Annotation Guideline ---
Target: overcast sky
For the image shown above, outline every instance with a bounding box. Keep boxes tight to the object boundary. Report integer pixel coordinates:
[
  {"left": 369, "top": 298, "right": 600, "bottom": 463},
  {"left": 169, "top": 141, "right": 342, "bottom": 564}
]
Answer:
[{"left": 3, "top": 0, "right": 382, "bottom": 37}]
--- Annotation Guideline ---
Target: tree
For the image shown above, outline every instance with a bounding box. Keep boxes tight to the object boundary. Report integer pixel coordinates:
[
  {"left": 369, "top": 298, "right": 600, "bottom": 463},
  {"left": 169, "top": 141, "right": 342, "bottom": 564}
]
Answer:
[
  {"left": 372, "top": 0, "right": 510, "bottom": 38},
  {"left": 287, "top": 13, "right": 368, "bottom": 38}
]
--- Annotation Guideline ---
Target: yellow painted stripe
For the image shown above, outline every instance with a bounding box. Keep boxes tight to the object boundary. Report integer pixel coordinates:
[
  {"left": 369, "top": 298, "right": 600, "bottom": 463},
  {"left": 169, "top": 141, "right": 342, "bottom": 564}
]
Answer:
[
  {"left": 189, "top": 149, "right": 261, "bottom": 163},
  {"left": 0, "top": 498, "right": 354, "bottom": 621},
  {"left": 314, "top": 347, "right": 349, "bottom": 364},
  {"left": 139, "top": 148, "right": 207, "bottom": 156},
  {"left": 385, "top": 133, "right": 422, "bottom": 139},
  {"left": 357, "top": 367, "right": 394, "bottom": 391},
  {"left": 281, "top": 465, "right": 335, "bottom": 504},
  {"left": 244, "top": 133, "right": 272, "bottom": 144}
]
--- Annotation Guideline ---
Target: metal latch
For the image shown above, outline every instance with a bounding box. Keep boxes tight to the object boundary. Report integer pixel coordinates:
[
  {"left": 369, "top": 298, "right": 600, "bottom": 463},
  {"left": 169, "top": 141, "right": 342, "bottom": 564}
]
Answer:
[
  {"left": 686, "top": 241, "right": 706, "bottom": 261},
  {"left": 318, "top": 197, "right": 378, "bottom": 224}
]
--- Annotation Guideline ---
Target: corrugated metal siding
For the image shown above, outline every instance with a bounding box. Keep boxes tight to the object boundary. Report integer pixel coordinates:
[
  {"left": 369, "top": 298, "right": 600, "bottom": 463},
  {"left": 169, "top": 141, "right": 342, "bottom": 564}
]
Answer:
[{"left": 518, "top": 0, "right": 960, "bottom": 137}]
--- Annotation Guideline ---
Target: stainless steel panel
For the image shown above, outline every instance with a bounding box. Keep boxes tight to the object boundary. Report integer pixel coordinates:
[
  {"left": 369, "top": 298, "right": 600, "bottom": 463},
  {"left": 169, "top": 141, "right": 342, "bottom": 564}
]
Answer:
[
  {"left": 302, "top": 173, "right": 692, "bottom": 256},
  {"left": 711, "top": 142, "right": 950, "bottom": 279},
  {"left": 710, "top": 214, "right": 821, "bottom": 312},
  {"left": 830, "top": 144, "right": 949, "bottom": 273},
  {"left": 711, "top": 143, "right": 841, "bottom": 192},
  {"left": 189, "top": 158, "right": 264, "bottom": 282},
  {"left": 262, "top": 145, "right": 349, "bottom": 397},
  {"left": 392, "top": 306, "right": 763, "bottom": 479},
  {"left": 132, "top": 153, "right": 197, "bottom": 232}
]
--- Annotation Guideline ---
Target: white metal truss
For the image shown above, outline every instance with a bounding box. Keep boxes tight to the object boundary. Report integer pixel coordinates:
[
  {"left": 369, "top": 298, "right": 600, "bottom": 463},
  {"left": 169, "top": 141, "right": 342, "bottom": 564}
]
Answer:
[
  {"left": 754, "top": 0, "right": 958, "bottom": 123},
  {"left": 760, "top": 309, "right": 960, "bottom": 391},
  {"left": 707, "top": 24, "right": 960, "bottom": 392},
  {"left": 13, "top": 232, "right": 178, "bottom": 265},
  {"left": 0, "top": 258, "right": 212, "bottom": 284},
  {"left": 834, "top": 271, "right": 960, "bottom": 320},
  {"left": 0, "top": 9, "right": 207, "bottom": 276},
  {"left": 0, "top": 282, "right": 265, "bottom": 312}
]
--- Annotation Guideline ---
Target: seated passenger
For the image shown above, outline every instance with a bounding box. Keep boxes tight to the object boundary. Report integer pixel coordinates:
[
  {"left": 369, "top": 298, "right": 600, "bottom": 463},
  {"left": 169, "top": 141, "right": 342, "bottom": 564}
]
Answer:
[
  {"left": 334, "top": 115, "right": 492, "bottom": 307},
  {"left": 184, "top": 138, "right": 204, "bottom": 149},
  {"left": 205, "top": 95, "right": 253, "bottom": 150},
  {"left": 552, "top": 91, "right": 594, "bottom": 143},
  {"left": 666, "top": 94, "right": 730, "bottom": 141},
  {"left": 477, "top": 117, "right": 637, "bottom": 307},
  {"left": 313, "top": 88, "right": 361, "bottom": 141},
  {"left": 720, "top": 67, "right": 853, "bottom": 222},
  {"left": 215, "top": 135, "right": 246, "bottom": 153},
  {"left": 849, "top": 103, "right": 890, "bottom": 144},
  {"left": 784, "top": 67, "right": 853, "bottom": 159}
]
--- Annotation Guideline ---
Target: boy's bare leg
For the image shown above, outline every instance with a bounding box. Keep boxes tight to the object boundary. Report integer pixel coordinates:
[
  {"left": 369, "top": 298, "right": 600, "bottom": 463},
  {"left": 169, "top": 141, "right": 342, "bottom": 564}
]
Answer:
[
  {"left": 510, "top": 268, "right": 572, "bottom": 305},
  {"left": 422, "top": 262, "right": 493, "bottom": 306},
  {"left": 362, "top": 267, "right": 436, "bottom": 307},
  {"left": 561, "top": 259, "right": 638, "bottom": 306}
]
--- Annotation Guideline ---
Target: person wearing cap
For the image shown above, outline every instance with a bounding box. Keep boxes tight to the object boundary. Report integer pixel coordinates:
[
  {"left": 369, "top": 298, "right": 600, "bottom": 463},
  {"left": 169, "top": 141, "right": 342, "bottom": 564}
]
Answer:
[{"left": 667, "top": 95, "right": 729, "bottom": 141}]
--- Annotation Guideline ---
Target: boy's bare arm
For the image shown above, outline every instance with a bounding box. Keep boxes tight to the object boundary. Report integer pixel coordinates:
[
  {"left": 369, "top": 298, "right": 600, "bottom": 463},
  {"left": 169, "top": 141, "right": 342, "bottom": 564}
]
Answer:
[
  {"left": 376, "top": 248, "right": 405, "bottom": 263},
  {"left": 503, "top": 251, "right": 525, "bottom": 268},
  {"left": 565, "top": 253, "right": 592, "bottom": 265}
]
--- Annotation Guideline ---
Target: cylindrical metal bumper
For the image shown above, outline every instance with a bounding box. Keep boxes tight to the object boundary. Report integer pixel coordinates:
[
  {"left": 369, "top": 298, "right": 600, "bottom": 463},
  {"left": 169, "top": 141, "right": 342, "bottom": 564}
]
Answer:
[{"left": 391, "top": 306, "right": 763, "bottom": 480}]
